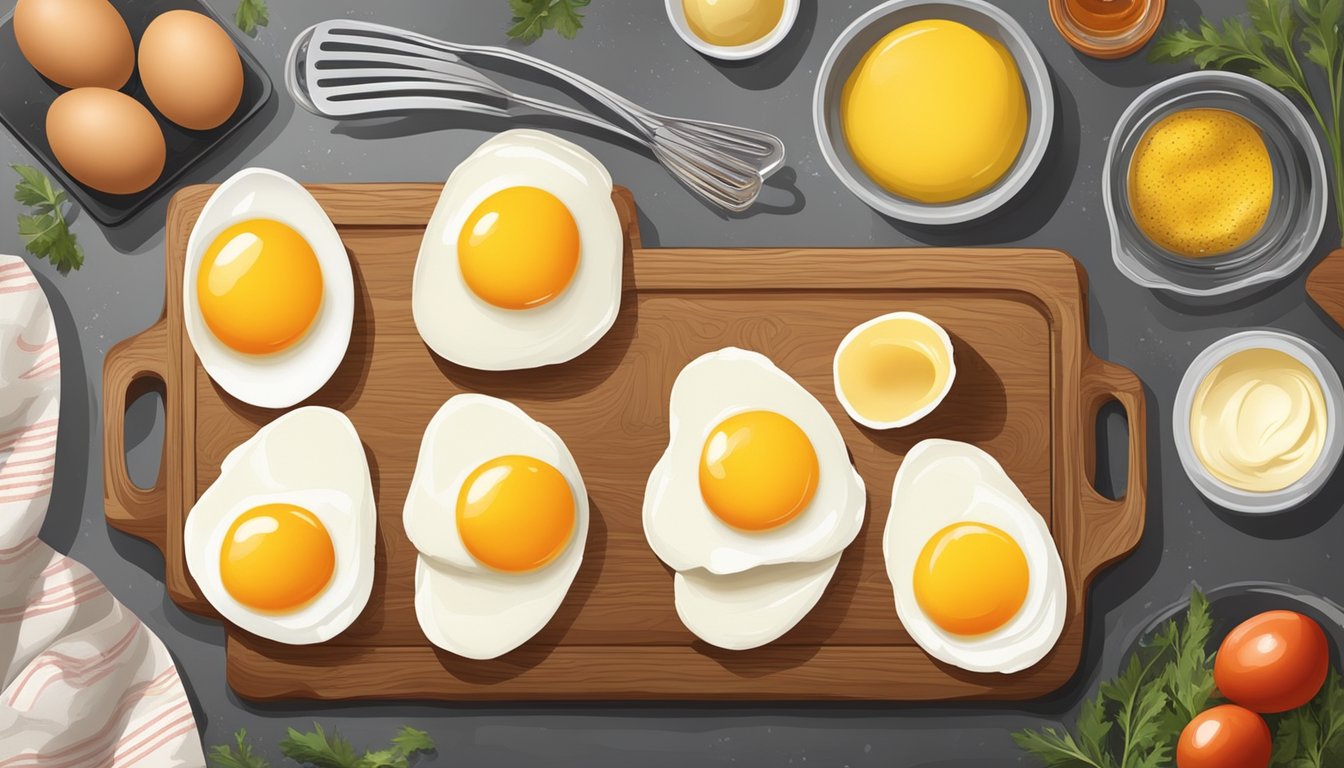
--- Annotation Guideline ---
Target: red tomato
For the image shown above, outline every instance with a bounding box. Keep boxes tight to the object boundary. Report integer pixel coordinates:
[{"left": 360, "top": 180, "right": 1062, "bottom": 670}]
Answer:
[
  {"left": 1177, "top": 705, "right": 1272, "bottom": 768},
  {"left": 1214, "top": 610, "right": 1329, "bottom": 713}
]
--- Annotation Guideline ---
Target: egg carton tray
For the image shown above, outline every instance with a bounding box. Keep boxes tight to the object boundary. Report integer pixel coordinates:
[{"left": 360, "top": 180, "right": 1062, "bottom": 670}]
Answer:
[{"left": 0, "top": 0, "right": 271, "bottom": 226}]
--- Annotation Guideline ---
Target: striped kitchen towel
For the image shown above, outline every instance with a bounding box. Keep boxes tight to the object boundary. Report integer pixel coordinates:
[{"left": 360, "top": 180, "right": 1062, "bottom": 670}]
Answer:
[{"left": 0, "top": 255, "right": 205, "bottom": 766}]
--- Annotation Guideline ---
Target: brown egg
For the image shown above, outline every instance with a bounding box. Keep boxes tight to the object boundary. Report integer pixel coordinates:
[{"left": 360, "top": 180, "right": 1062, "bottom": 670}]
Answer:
[
  {"left": 14, "top": 0, "right": 134, "bottom": 89},
  {"left": 46, "top": 88, "right": 166, "bottom": 195},
  {"left": 138, "top": 10, "right": 244, "bottom": 131}
]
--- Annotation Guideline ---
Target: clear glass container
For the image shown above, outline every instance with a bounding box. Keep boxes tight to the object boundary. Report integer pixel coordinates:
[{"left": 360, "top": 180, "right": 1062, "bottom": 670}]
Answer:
[{"left": 1104, "top": 72, "right": 1328, "bottom": 299}]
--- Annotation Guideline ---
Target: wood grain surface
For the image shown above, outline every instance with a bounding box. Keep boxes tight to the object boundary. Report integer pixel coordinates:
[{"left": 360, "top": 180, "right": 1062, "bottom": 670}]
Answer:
[
  {"left": 1308, "top": 249, "right": 1344, "bottom": 331},
  {"left": 103, "top": 182, "right": 1148, "bottom": 701}
]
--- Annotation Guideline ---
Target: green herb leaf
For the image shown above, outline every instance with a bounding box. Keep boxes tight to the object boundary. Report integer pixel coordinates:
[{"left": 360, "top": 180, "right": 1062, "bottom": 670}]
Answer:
[
  {"left": 1249, "top": 0, "right": 1300, "bottom": 59},
  {"left": 278, "top": 723, "right": 363, "bottom": 768},
  {"left": 12, "top": 166, "right": 83, "bottom": 274},
  {"left": 235, "top": 0, "right": 269, "bottom": 36},
  {"left": 1272, "top": 672, "right": 1344, "bottom": 768},
  {"left": 207, "top": 729, "right": 271, "bottom": 768},
  {"left": 390, "top": 726, "right": 434, "bottom": 758},
  {"left": 1101, "top": 653, "right": 1170, "bottom": 765},
  {"left": 1012, "top": 725, "right": 1113, "bottom": 768},
  {"left": 1156, "top": 588, "right": 1220, "bottom": 729},
  {"left": 1298, "top": 0, "right": 1344, "bottom": 72},
  {"left": 507, "top": 0, "right": 589, "bottom": 42},
  {"left": 357, "top": 748, "right": 408, "bottom": 768},
  {"left": 546, "top": 0, "right": 589, "bottom": 39}
]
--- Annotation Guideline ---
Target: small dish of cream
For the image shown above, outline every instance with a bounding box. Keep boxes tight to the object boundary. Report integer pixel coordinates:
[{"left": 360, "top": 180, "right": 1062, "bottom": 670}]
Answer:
[
  {"left": 666, "top": 0, "right": 800, "bottom": 60},
  {"left": 1175, "top": 330, "right": 1344, "bottom": 513}
]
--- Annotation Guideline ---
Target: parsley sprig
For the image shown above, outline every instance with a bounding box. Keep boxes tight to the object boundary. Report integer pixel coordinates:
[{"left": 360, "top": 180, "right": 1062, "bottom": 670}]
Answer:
[
  {"left": 234, "top": 0, "right": 269, "bottom": 36},
  {"left": 207, "top": 728, "right": 270, "bottom": 768},
  {"left": 12, "top": 165, "right": 83, "bottom": 275},
  {"left": 208, "top": 725, "right": 434, "bottom": 768},
  {"left": 1150, "top": 0, "right": 1344, "bottom": 245},
  {"left": 507, "top": 0, "right": 590, "bottom": 42},
  {"left": 1014, "top": 589, "right": 1220, "bottom": 767}
]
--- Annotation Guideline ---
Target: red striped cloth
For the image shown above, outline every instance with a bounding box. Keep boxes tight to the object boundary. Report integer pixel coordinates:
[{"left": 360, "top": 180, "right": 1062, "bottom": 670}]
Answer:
[{"left": 0, "top": 255, "right": 205, "bottom": 766}]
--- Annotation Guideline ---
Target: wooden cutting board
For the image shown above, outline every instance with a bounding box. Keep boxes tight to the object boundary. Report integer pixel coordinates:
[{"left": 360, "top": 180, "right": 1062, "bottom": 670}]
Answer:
[
  {"left": 1308, "top": 248, "right": 1344, "bottom": 329},
  {"left": 103, "top": 182, "right": 1147, "bottom": 702}
]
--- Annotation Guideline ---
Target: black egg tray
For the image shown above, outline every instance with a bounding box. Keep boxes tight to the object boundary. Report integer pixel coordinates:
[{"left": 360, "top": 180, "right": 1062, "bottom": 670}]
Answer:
[{"left": 0, "top": 0, "right": 271, "bottom": 226}]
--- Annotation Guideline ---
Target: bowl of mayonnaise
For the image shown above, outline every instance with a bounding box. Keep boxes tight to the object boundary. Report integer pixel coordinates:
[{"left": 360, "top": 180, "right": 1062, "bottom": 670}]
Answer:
[{"left": 1174, "top": 330, "right": 1344, "bottom": 514}]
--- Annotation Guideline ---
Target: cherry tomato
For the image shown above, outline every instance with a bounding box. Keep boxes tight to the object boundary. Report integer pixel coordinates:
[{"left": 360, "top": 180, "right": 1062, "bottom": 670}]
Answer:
[
  {"left": 1177, "top": 705, "right": 1271, "bottom": 768},
  {"left": 1214, "top": 610, "right": 1329, "bottom": 713}
]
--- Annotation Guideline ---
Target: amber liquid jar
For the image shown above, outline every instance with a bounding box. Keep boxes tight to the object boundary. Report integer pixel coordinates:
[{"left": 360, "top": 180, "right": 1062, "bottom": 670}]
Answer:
[{"left": 1050, "top": 0, "right": 1165, "bottom": 59}]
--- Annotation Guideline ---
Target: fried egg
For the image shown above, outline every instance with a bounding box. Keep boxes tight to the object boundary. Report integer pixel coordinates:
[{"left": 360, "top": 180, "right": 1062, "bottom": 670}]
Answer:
[
  {"left": 413, "top": 130, "right": 623, "bottom": 371},
  {"left": 183, "top": 407, "right": 374, "bottom": 645},
  {"left": 403, "top": 394, "right": 588, "bottom": 659},
  {"left": 643, "top": 348, "right": 866, "bottom": 650},
  {"left": 183, "top": 168, "right": 353, "bottom": 409},
  {"left": 884, "top": 439, "right": 1066, "bottom": 673}
]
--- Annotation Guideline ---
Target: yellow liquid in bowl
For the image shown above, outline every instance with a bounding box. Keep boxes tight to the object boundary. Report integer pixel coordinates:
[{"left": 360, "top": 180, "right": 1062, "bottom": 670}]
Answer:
[
  {"left": 682, "top": 0, "right": 785, "bottom": 47},
  {"left": 840, "top": 19, "right": 1028, "bottom": 204}
]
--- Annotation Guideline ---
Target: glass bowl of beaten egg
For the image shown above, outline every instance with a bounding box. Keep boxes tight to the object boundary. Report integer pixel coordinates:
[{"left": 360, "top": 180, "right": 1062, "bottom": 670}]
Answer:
[
  {"left": 1174, "top": 330, "right": 1344, "bottom": 514},
  {"left": 813, "top": 0, "right": 1054, "bottom": 225},
  {"left": 1104, "top": 72, "right": 1329, "bottom": 299}
]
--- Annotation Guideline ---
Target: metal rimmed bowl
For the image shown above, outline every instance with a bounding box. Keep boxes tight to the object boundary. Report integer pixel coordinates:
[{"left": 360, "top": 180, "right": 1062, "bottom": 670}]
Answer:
[
  {"left": 665, "top": 0, "right": 800, "bottom": 60},
  {"left": 813, "top": 0, "right": 1054, "bottom": 226},
  {"left": 1173, "top": 330, "right": 1344, "bottom": 514},
  {"left": 1104, "top": 71, "right": 1329, "bottom": 298}
]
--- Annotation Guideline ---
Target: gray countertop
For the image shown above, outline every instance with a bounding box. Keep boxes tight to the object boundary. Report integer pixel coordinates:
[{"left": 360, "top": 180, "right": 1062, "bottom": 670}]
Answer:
[{"left": 3, "top": 0, "right": 1343, "bottom": 764}]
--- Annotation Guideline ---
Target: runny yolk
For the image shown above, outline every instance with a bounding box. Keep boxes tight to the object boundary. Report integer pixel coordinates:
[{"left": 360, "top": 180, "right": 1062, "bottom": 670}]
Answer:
[
  {"left": 458, "top": 186, "right": 581, "bottom": 310},
  {"left": 699, "top": 410, "right": 819, "bottom": 531},
  {"left": 219, "top": 503, "right": 335, "bottom": 613},
  {"left": 913, "top": 522, "right": 1029, "bottom": 636},
  {"left": 457, "top": 455, "right": 576, "bottom": 572},
  {"left": 197, "top": 219, "right": 324, "bottom": 355}
]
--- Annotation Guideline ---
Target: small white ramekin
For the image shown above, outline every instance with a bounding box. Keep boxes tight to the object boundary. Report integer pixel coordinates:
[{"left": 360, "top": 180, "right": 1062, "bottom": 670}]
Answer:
[
  {"left": 665, "top": 0, "right": 801, "bottom": 61},
  {"left": 1173, "top": 330, "right": 1344, "bottom": 514}
]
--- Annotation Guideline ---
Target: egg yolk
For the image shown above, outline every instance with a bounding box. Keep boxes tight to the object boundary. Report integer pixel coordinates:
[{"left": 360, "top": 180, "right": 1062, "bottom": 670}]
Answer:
[
  {"left": 197, "top": 219, "right": 324, "bottom": 355},
  {"left": 841, "top": 19, "right": 1028, "bottom": 204},
  {"left": 458, "top": 186, "right": 581, "bottom": 310},
  {"left": 457, "top": 455, "right": 576, "bottom": 572},
  {"left": 699, "top": 410, "right": 819, "bottom": 531},
  {"left": 219, "top": 503, "right": 335, "bottom": 613},
  {"left": 913, "top": 522, "right": 1029, "bottom": 636}
]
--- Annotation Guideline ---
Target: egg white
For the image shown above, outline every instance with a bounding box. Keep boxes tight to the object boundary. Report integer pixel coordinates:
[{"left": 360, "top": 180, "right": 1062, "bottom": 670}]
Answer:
[
  {"left": 674, "top": 554, "right": 841, "bottom": 651},
  {"left": 403, "top": 394, "right": 589, "bottom": 659},
  {"left": 412, "top": 129, "right": 623, "bottom": 371},
  {"left": 183, "top": 168, "right": 353, "bottom": 409},
  {"left": 643, "top": 347, "right": 867, "bottom": 575},
  {"left": 183, "top": 407, "right": 375, "bottom": 645},
  {"left": 883, "top": 439, "right": 1067, "bottom": 674}
]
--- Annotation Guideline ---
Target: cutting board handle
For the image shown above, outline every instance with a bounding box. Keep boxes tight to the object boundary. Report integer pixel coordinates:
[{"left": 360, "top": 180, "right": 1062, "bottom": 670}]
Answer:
[
  {"left": 103, "top": 318, "right": 169, "bottom": 551},
  {"left": 1077, "top": 355, "right": 1147, "bottom": 579}
]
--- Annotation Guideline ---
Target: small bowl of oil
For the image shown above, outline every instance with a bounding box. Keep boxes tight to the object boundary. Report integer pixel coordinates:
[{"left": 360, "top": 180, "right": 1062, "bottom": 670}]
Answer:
[
  {"left": 1049, "top": 0, "right": 1165, "bottom": 60},
  {"left": 1104, "top": 71, "right": 1329, "bottom": 299},
  {"left": 665, "top": 0, "right": 800, "bottom": 61}
]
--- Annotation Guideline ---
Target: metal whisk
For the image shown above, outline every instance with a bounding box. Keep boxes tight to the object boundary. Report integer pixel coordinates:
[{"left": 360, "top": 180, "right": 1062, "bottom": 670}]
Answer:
[{"left": 285, "top": 20, "right": 786, "bottom": 212}]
